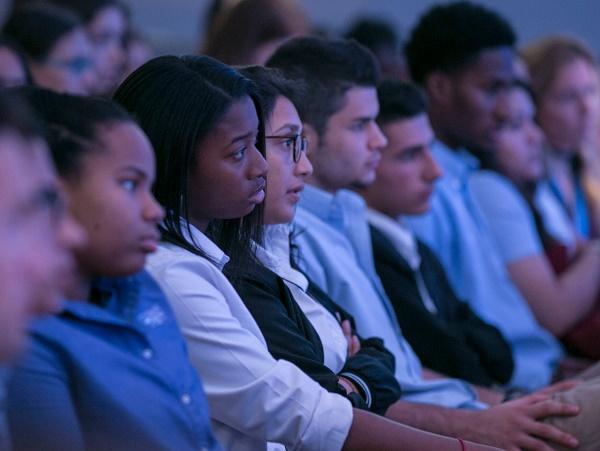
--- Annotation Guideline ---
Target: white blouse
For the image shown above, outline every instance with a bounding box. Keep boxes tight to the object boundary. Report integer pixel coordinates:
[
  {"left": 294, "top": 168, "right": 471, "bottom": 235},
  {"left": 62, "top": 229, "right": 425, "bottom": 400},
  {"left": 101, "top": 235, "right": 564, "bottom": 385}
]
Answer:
[
  {"left": 145, "top": 223, "right": 352, "bottom": 451},
  {"left": 256, "top": 224, "right": 348, "bottom": 374}
]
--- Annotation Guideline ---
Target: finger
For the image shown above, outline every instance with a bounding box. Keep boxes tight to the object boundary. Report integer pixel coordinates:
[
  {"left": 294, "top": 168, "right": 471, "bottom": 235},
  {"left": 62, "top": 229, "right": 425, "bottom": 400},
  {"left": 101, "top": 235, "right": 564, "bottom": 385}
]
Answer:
[
  {"left": 341, "top": 320, "right": 352, "bottom": 337},
  {"left": 527, "top": 399, "right": 579, "bottom": 419},
  {"left": 537, "top": 380, "right": 581, "bottom": 395},
  {"left": 351, "top": 335, "right": 360, "bottom": 354},
  {"left": 514, "top": 434, "right": 556, "bottom": 451},
  {"left": 524, "top": 419, "right": 579, "bottom": 449}
]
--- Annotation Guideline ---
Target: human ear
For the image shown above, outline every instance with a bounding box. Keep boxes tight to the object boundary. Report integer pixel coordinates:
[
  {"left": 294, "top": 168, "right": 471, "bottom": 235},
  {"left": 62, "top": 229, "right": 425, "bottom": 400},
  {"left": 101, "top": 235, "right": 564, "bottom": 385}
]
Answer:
[
  {"left": 425, "top": 71, "right": 453, "bottom": 107},
  {"left": 302, "top": 123, "right": 319, "bottom": 158}
]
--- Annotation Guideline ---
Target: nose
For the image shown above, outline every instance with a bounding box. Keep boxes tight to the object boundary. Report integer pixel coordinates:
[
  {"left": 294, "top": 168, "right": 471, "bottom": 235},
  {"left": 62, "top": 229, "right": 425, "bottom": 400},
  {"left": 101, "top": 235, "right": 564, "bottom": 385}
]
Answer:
[
  {"left": 423, "top": 149, "right": 442, "bottom": 182},
  {"left": 143, "top": 192, "right": 165, "bottom": 223},
  {"left": 369, "top": 121, "right": 388, "bottom": 151},
  {"left": 294, "top": 151, "right": 313, "bottom": 178},
  {"left": 248, "top": 145, "right": 269, "bottom": 180}
]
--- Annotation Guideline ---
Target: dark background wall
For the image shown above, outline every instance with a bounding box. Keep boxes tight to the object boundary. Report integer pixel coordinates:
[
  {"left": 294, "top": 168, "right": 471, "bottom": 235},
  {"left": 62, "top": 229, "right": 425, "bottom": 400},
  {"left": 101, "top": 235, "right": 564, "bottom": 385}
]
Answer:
[{"left": 123, "top": 0, "right": 600, "bottom": 55}]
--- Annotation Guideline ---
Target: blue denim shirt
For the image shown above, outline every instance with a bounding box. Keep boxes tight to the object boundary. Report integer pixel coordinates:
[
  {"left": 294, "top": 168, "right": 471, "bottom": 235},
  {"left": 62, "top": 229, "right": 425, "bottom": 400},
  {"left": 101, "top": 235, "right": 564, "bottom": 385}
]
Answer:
[
  {"left": 295, "top": 185, "right": 484, "bottom": 409},
  {"left": 405, "top": 141, "right": 563, "bottom": 390},
  {"left": 7, "top": 271, "right": 221, "bottom": 451}
]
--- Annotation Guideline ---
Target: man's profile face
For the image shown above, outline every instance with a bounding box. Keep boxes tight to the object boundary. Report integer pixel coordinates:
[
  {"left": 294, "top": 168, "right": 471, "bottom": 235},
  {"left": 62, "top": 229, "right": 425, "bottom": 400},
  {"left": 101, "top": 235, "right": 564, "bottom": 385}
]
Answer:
[
  {"left": 445, "top": 46, "right": 514, "bottom": 151},
  {"left": 362, "top": 113, "right": 441, "bottom": 217},
  {"left": 308, "top": 86, "right": 388, "bottom": 192},
  {"left": 0, "top": 134, "right": 81, "bottom": 360}
]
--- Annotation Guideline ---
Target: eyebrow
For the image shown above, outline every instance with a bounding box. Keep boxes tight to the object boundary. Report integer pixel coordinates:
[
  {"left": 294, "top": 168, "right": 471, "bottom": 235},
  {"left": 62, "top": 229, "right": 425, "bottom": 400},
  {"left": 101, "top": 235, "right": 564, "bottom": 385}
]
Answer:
[
  {"left": 399, "top": 138, "right": 435, "bottom": 154},
  {"left": 271, "top": 124, "right": 300, "bottom": 135},
  {"left": 229, "top": 130, "right": 256, "bottom": 145},
  {"left": 120, "top": 166, "right": 147, "bottom": 178}
]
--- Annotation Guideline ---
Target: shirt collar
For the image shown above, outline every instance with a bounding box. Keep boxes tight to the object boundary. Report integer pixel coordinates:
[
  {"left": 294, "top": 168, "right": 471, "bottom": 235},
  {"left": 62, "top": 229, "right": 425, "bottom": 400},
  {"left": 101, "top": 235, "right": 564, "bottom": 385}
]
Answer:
[
  {"left": 181, "top": 221, "right": 230, "bottom": 271},
  {"left": 433, "top": 140, "right": 480, "bottom": 182},
  {"left": 367, "top": 209, "right": 420, "bottom": 270},
  {"left": 299, "top": 184, "right": 366, "bottom": 223},
  {"left": 255, "top": 224, "right": 309, "bottom": 291}
]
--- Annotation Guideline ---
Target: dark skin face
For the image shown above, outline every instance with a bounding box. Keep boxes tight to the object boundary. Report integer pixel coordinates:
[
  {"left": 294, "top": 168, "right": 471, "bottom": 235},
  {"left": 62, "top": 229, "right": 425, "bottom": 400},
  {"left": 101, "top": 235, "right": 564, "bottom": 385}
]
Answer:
[
  {"left": 187, "top": 96, "right": 268, "bottom": 232},
  {"left": 427, "top": 46, "right": 515, "bottom": 151}
]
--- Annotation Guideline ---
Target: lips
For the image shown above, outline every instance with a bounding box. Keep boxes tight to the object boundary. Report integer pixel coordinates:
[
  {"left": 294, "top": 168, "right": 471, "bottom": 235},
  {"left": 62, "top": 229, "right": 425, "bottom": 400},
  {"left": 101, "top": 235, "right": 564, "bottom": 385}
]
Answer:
[
  {"left": 366, "top": 155, "right": 381, "bottom": 169},
  {"left": 249, "top": 180, "right": 266, "bottom": 204},
  {"left": 139, "top": 233, "right": 160, "bottom": 253}
]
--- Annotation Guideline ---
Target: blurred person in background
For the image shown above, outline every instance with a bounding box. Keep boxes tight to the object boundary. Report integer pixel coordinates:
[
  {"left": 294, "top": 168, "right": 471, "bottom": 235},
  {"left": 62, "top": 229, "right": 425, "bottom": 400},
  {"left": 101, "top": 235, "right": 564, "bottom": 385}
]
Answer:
[
  {"left": 344, "top": 18, "right": 408, "bottom": 81},
  {"left": 47, "top": 0, "right": 128, "bottom": 96},
  {"left": 3, "top": 2, "right": 95, "bottom": 95},
  {"left": 470, "top": 80, "right": 600, "bottom": 362},
  {"left": 202, "top": 0, "right": 309, "bottom": 66},
  {"left": 522, "top": 35, "right": 600, "bottom": 243},
  {"left": 121, "top": 29, "right": 154, "bottom": 81}
]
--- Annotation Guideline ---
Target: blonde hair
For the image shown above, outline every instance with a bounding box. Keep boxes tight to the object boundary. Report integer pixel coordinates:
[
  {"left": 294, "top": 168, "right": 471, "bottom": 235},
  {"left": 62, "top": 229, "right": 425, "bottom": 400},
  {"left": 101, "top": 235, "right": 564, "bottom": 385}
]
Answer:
[{"left": 521, "top": 35, "right": 598, "bottom": 99}]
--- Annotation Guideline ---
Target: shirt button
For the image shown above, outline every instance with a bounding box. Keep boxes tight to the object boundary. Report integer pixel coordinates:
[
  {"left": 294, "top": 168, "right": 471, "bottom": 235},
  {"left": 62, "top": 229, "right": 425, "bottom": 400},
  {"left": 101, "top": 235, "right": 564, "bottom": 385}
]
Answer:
[
  {"left": 180, "top": 393, "right": 192, "bottom": 405},
  {"left": 142, "top": 348, "right": 153, "bottom": 359}
]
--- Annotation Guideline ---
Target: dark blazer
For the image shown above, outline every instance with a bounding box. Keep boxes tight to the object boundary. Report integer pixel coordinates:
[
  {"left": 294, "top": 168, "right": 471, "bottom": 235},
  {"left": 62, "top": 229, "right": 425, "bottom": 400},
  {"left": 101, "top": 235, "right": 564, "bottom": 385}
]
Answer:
[
  {"left": 370, "top": 225, "right": 514, "bottom": 386},
  {"left": 236, "top": 265, "right": 401, "bottom": 415}
]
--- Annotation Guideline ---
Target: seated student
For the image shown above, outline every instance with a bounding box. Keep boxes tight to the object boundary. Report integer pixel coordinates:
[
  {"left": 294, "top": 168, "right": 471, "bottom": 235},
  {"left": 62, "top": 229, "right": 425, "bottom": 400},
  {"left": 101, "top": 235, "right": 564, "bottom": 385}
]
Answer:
[
  {"left": 235, "top": 65, "right": 402, "bottom": 416},
  {"left": 114, "top": 54, "right": 499, "bottom": 451},
  {"left": 3, "top": 3, "right": 95, "bottom": 95},
  {"left": 359, "top": 79, "right": 514, "bottom": 387},
  {"left": 6, "top": 88, "right": 220, "bottom": 451},
  {"left": 522, "top": 36, "right": 600, "bottom": 242},
  {"left": 469, "top": 80, "right": 600, "bottom": 359},
  {"left": 267, "top": 35, "right": 594, "bottom": 451},
  {"left": 0, "top": 91, "right": 82, "bottom": 450},
  {"left": 402, "top": 0, "right": 563, "bottom": 391}
]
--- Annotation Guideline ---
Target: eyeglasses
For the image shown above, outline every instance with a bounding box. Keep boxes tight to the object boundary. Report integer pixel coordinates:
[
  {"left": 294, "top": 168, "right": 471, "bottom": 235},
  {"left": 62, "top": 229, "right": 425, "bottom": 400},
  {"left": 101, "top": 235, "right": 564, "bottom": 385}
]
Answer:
[{"left": 265, "top": 134, "right": 308, "bottom": 163}]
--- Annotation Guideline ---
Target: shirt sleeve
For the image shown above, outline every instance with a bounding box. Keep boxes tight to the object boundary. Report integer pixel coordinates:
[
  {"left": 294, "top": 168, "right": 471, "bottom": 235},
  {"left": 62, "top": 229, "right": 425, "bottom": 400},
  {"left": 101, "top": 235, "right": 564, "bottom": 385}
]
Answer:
[
  {"left": 469, "top": 171, "right": 543, "bottom": 263},
  {"left": 7, "top": 333, "right": 86, "bottom": 451},
  {"left": 150, "top": 258, "right": 353, "bottom": 451}
]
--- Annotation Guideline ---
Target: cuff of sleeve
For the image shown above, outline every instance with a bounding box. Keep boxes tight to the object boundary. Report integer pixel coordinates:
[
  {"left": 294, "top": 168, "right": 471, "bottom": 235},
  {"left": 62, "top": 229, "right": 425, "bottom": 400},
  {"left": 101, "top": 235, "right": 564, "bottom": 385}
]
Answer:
[{"left": 340, "top": 372, "right": 372, "bottom": 409}]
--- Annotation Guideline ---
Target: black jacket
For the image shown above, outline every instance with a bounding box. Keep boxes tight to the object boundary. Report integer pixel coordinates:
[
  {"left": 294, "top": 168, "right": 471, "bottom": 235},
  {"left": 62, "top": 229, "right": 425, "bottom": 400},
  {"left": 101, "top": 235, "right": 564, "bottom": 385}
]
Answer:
[
  {"left": 370, "top": 225, "right": 514, "bottom": 386},
  {"left": 236, "top": 265, "right": 401, "bottom": 415}
]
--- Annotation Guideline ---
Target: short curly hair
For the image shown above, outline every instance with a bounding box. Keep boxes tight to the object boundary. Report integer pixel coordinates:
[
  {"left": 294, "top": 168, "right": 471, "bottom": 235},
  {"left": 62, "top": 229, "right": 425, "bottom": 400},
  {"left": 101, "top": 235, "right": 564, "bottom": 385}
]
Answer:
[{"left": 405, "top": 1, "right": 516, "bottom": 85}]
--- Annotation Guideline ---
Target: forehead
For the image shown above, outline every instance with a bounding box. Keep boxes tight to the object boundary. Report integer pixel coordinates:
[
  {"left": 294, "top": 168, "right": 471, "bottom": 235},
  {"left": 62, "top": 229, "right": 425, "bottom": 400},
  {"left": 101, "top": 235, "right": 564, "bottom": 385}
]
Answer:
[
  {"left": 268, "top": 96, "right": 301, "bottom": 133},
  {"left": 383, "top": 114, "right": 434, "bottom": 149},
  {"left": 210, "top": 96, "right": 258, "bottom": 141},
  {"left": 89, "top": 6, "right": 127, "bottom": 34},
  {"left": 52, "top": 28, "right": 92, "bottom": 57},
  {"left": 87, "top": 122, "right": 155, "bottom": 171},
  {"left": 0, "top": 135, "right": 54, "bottom": 211},
  {"left": 552, "top": 57, "right": 598, "bottom": 87},
  {"left": 456, "top": 46, "right": 514, "bottom": 84},
  {"left": 330, "top": 86, "right": 379, "bottom": 121}
]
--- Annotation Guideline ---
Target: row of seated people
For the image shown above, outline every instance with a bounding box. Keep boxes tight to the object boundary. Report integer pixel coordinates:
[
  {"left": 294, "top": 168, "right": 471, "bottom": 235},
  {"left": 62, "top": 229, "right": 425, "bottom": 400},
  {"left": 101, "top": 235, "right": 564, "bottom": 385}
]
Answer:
[{"left": 2, "top": 2, "right": 600, "bottom": 451}]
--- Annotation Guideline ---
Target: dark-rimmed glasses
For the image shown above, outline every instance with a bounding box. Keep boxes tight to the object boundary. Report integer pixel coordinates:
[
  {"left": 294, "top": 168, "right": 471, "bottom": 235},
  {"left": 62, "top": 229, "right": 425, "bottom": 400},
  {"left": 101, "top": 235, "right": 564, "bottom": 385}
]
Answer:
[{"left": 265, "top": 134, "right": 308, "bottom": 163}]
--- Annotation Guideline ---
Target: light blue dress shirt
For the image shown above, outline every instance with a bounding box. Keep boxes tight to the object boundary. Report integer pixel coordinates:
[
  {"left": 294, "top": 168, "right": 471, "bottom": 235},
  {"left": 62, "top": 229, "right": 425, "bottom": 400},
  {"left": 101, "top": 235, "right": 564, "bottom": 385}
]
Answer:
[
  {"left": 470, "top": 170, "right": 543, "bottom": 264},
  {"left": 405, "top": 141, "right": 563, "bottom": 391},
  {"left": 294, "top": 184, "right": 484, "bottom": 409},
  {"left": 7, "top": 271, "right": 220, "bottom": 451}
]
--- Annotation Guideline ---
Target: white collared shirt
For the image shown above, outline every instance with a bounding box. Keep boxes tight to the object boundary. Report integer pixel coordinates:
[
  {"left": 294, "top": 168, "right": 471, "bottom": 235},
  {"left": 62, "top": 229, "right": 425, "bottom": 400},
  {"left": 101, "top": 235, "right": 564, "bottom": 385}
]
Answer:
[
  {"left": 146, "top": 223, "right": 352, "bottom": 451},
  {"left": 256, "top": 224, "right": 348, "bottom": 374}
]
